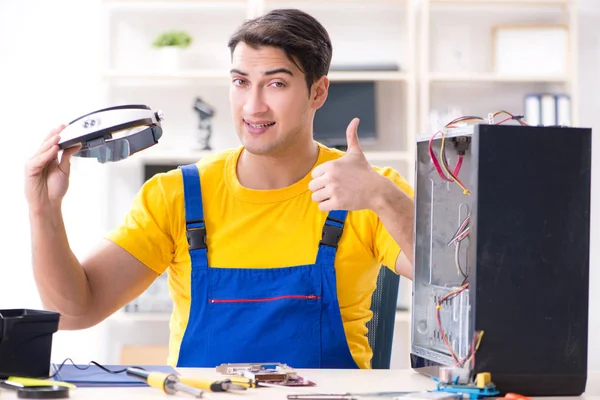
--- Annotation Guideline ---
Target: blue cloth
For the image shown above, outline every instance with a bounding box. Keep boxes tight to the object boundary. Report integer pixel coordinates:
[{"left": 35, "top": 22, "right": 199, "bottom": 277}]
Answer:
[{"left": 176, "top": 164, "right": 358, "bottom": 368}]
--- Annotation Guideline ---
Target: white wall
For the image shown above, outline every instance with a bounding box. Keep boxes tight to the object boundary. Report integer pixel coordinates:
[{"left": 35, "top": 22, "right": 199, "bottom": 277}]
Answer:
[
  {"left": 1, "top": 0, "right": 599, "bottom": 370},
  {"left": 0, "top": 0, "right": 110, "bottom": 364},
  {"left": 577, "top": 0, "right": 600, "bottom": 372}
]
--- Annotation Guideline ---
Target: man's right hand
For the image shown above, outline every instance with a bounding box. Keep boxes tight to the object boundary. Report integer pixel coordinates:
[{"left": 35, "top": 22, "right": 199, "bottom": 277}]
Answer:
[
  {"left": 24, "top": 125, "right": 82, "bottom": 212},
  {"left": 25, "top": 125, "right": 160, "bottom": 330}
]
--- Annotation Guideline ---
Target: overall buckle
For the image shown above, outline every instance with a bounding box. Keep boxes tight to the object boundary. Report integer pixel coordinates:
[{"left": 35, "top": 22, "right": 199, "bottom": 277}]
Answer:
[
  {"left": 320, "top": 218, "right": 344, "bottom": 248},
  {"left": 186, "top": 219, "right": 207, "bottom": 250}
]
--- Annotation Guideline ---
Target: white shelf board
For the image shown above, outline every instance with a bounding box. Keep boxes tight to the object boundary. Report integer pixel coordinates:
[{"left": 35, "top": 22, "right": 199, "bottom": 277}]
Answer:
[
  {"left": 103, "top": 70, "right": 409, "bottom": 82},
  {"left": 265, "top": 0, "right": 408, "bottom": 2},
  {"left": 103, "top": 0, "right": 247, "bottom": 11},
  {"left": 395, "top": 309, "right": 411, "bottom": 323},
  {"left": 364, "top": 151, "right": 411, "bottom": 161},
  {"left": 427, "top": 72, "right": 570, "bottom": 83},
  {"left": 109, "top": 310, "right": 171, "bottom": 322},
  {"left": 104, "top": 69, "right": 230, "bottom": 80},
  {"left": 430, "top": 0, "right": 569, "bottom": 6},
  {"left": 329, "top": 71, "right": 409, "bottom": 82}
]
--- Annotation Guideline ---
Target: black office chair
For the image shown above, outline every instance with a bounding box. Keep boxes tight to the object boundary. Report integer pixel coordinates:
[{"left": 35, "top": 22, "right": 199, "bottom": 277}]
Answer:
[{"left": 366, "top": 265, "right": 401, "bottom": 369}]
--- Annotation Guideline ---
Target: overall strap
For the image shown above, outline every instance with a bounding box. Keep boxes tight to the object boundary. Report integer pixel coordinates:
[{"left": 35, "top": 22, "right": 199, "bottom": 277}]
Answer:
[
  {"left": 315, "top": 210, "right": 348, "bottom": 267},
  {"left": 179, "top": 164, "right": 208, "bottom": 269}
]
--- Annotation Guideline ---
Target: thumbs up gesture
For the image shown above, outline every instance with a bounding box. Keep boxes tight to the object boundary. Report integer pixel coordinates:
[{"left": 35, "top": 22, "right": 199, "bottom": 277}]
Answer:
[{"left": 309, "top": 118, "right": 387, "bottom": 212}]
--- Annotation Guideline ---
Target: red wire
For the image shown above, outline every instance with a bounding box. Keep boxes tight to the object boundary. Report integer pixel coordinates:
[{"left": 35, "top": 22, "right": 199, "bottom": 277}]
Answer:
[
  {"left": 428, "top": 132, "right": 464, "bottom": 182},
  {"left": 454, "top": 155, "right": 463, "bottom": 176},
  {"left": 436, "top": 284, "right": 469, "bottom": 365},
  {"left": 495, "top": 116, "right": 513, "bottom": 125}
]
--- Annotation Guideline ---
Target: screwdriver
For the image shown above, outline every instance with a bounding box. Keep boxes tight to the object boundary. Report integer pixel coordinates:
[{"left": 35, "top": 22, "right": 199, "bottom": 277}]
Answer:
[
  {"left": 179, "top": 376, "right": 247, "bottom": 392},
  {"left": 126, "top": 367, "right": 204, "bottom": 398}
]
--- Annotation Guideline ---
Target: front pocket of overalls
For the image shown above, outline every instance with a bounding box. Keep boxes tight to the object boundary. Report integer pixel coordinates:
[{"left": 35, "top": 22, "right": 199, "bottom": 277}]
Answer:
[
  {"left": 210, "top": 295, "right": 320, "bottom": 303},
  {"left": 205, "top": 267, "right": 322, "bottom": 367}
]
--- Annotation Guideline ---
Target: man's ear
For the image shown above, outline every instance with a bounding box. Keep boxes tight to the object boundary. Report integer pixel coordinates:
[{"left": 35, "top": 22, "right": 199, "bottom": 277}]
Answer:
[{"left": 311, "top": 76, "right": 329, "bottom": 110}]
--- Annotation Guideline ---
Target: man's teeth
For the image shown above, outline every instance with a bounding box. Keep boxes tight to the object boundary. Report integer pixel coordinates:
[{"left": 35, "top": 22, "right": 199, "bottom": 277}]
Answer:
[{"left": 248, "top": 122, "right": 275, "bottom": 128}]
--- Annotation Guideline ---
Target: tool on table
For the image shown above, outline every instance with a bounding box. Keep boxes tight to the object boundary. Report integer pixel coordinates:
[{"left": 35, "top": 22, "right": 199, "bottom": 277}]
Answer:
[
  {"left": 0, "top": 379, "right": 70, "bottom": 399},
  {"left": 126, "top": 367, "right": 203, "bottom": 398},
  {"left": 497, "top": 393, "right": 531, "bottom": 400},
  {"left": 216, "top": 362, "right": 315, "bottom": 387},
  {"left": 178, "top": 376, "right": 246, "bottom": 392},
  {"left": 7, "top": 377, "right": 76, "bottom": 390},
  {"left": 287, "top": 391, "right": 461, "bottom": 400}
]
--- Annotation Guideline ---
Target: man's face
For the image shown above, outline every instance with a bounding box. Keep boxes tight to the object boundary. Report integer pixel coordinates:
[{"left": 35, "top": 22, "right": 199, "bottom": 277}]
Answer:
[{"left": 229, "top": 42, "right": 327, "bottom": 156}]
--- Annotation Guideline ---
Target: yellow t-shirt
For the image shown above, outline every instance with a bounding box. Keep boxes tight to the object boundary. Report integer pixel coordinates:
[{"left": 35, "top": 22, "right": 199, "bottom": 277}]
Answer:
[{"left": 106, "top": 142, "right": 414, "bottom": 369}]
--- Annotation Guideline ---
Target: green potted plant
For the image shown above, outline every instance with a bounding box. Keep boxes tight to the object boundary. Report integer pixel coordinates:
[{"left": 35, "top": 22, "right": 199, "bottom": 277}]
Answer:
[{"left": 152, "top": 30, "right": 193, "bottom": 70}]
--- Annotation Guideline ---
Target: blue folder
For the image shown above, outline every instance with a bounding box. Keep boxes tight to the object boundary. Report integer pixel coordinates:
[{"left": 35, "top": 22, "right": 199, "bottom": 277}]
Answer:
[{"left": 51, "top": 364, "right": 179, "bottom": 387}]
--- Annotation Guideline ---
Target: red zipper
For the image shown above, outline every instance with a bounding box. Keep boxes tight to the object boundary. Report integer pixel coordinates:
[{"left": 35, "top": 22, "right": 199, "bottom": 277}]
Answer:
[{"left": 209, "top": 295, "right": 320, "bottom": 303}]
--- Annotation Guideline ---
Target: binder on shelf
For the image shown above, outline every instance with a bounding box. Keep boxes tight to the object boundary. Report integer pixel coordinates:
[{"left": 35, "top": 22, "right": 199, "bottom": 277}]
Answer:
[
  {"left": 524, "top": 94, "right": 541, "bottom": 126},
  {"left": 541, "top": 93, "right": 557, "bottom": 126},
  {"left": 556, "top": 94, "right": 572, "bottom": 126},
  {"left": 524, "top": 92, "right": 571, "bottom": 127}
]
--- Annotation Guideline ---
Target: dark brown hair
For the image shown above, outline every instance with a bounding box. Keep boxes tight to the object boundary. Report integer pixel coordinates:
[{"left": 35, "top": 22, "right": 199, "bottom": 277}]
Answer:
[{"left": 227, "top": 8, "right": 333, "bottom": 92}]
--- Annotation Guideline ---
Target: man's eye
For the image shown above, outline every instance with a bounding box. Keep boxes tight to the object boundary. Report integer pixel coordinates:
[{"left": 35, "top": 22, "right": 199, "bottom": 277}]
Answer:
[
  {"left": 270, "top": 82, "right": 285, "bottom": 88},
  {"left": 232, "top": 78, "right": 246, "bottom": 86}
]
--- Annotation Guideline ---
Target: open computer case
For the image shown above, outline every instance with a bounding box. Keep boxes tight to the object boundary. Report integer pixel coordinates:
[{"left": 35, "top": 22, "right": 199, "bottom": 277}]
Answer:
[{"left": 411, "top": 122, "right": 591, "bottom": 396}]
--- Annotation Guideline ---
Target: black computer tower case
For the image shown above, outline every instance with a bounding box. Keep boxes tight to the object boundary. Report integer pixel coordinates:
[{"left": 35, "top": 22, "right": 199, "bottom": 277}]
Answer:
[{"left": 411, "top": 124, "right": 591, "bottom": 395}]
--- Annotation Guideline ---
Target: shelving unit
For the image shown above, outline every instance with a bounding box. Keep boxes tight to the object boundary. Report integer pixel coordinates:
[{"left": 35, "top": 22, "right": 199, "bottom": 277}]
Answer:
[
  {"left": 99, "top": 0, "right": 417, "bottom": 366},
  {"left": 418, "top": 0, "right": 578, "bottom": 134},
  {"left": 98, "top": 0, "right": 579, "bottom": 367}
]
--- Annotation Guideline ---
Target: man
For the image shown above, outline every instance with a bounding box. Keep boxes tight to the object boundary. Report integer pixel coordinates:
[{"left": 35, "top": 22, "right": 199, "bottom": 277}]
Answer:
[{"left": 25, "top": 8, "right": 414, "bottom": 369}]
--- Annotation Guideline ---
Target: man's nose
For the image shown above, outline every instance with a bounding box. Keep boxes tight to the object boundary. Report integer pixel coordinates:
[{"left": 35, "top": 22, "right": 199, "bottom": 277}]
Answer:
[{"left": 243, "top": 88, "right": 268, "bottom": 115}]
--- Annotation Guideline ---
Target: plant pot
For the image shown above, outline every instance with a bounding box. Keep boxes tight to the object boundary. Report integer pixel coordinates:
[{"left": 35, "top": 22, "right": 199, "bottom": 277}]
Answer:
[{"left": 157, "top": 47, "right": 181, "bottom": 71}]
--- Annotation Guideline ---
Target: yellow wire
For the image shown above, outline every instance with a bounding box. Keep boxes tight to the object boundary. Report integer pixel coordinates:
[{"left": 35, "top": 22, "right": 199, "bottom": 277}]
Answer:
[
  {"left": 440, "top": 132, "right": 470, "bottom": 195},
  {"left": 463, "top": 330, "right": 485, "bottom": 366}
]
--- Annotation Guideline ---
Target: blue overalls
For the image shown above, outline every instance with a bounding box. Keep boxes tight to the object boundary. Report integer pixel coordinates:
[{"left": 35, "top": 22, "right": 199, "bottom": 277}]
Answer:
[{"left": 176, "top": 164, "right": 360, "bottom": 369}]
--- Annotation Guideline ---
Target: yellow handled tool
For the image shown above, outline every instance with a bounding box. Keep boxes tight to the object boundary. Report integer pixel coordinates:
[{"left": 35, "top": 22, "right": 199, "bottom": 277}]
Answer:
[
  {"left": 179, "top": 376, "right": 247, "bottom": 392},
  {"left": 126, "top": 367, "right": 203, "bottom": 398},
  {"left": 8, "top": 376, "right": 76, "bottom": 389}
]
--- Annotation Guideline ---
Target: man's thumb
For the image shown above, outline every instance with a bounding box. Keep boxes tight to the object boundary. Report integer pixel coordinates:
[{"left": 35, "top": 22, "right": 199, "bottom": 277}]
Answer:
[
  {"left": 346, "top": 117, "right": 361, "bottom": 153},
  {"left": 59, "top": 144, "right": 82, "bottom": 173}
]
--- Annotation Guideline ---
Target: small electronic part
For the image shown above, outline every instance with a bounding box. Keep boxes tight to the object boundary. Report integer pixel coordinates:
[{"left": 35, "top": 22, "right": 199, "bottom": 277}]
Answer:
[
  {"left": 438, "top": 366, "right": 471, "bottom": 385},
  {"left": 216, "top": 363, "right": 315, "bottom": 387},
  {"left": 433, "top": 373, "right": 500, "bottom": 399}
]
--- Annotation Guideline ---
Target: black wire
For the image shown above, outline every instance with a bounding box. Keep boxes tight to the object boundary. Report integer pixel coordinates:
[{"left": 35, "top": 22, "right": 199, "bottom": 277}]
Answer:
[
  {"left": 461, "top": 274, "right": 469, "bottom": 287},
  {"left": 448, "top": 215, "right": 470, "bottom": 246},
  {"left": 49, "top": 358, "right": 146, "bottom": 379}
]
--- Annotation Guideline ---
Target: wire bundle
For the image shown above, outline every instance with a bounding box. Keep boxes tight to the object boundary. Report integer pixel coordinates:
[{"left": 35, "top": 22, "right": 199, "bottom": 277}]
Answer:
[
  {"left": 448, "top": 215, "right": 470, "bottom": 279},
  {"left": 435, "top": 284, "right": 484, "bottom": 368},
  {"left": 428, "top": 110, "right": 528, "bottom": 196}
]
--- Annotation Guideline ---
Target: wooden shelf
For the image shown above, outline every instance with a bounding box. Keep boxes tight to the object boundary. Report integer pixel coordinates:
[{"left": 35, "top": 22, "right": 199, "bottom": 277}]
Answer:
[{"left": 427, "top": 72, "right": 569, "bottom": 83}]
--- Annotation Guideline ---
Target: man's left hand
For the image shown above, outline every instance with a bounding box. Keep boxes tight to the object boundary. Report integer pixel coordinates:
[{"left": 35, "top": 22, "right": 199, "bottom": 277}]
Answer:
[{"left": 309, "top": 117, "right": 388, "bottom": 212}]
